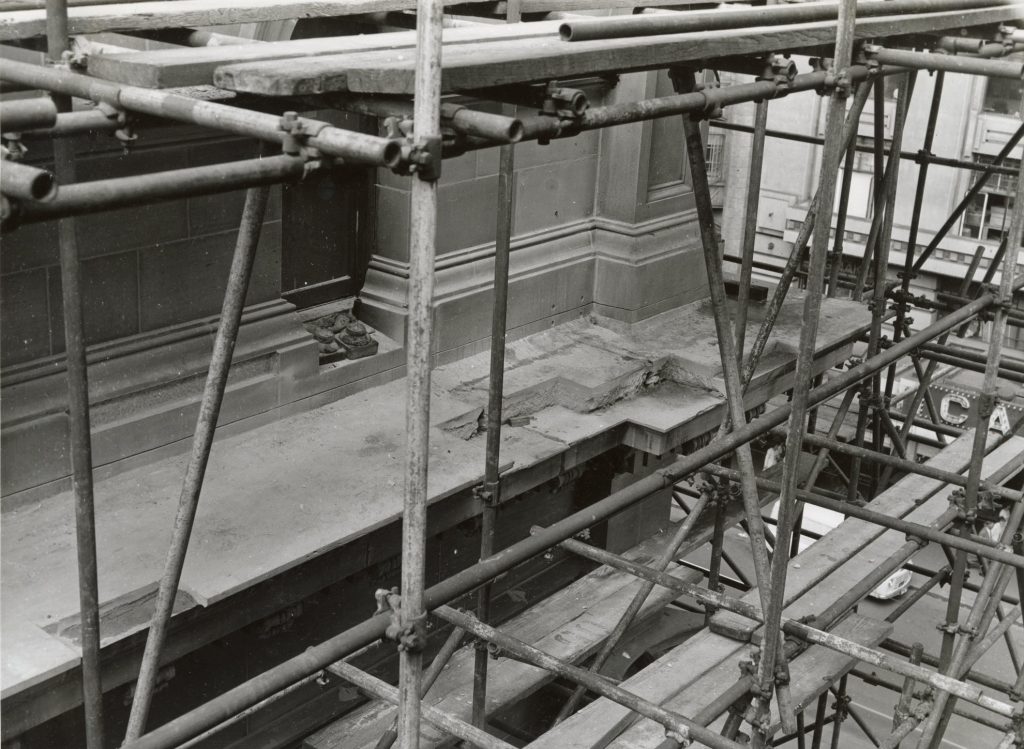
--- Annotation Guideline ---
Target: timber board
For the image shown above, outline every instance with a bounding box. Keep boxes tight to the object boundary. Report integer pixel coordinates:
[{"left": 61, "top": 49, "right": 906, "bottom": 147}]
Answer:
[
  {"left": 709, "top": 429, "right": 991, "bottom": 640},
  {"left": 307, "top": 471, "right": 788, "bottom": 749},
  {"left": 0, "top": 0, "right": 494, "bottom": 40},
  {"left": 85, "top": 21, "right": 562, "bottom": 89},
  {"left": 763, "top": 435, "right": 1024, "bottom": 630},
  {"left": 213, "top": 6, "right": 1024, "bottom": 96},
  {"left": 594, "top": 613, "right": 892, "bottom": 749}
]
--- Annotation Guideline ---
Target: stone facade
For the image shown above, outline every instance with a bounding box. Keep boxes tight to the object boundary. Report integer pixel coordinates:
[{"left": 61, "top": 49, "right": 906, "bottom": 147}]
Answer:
[{"left": 1, "top": 71, "right": 710, "bottom": 504}]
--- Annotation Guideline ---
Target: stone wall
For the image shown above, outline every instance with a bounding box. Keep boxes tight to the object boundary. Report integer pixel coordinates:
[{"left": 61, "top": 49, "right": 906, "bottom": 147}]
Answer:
[{"left": 1, "top": 71, "right": 710, "bottom": 503}]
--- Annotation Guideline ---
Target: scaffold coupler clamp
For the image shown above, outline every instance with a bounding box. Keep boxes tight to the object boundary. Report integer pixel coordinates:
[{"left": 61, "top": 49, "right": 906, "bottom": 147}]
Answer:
[
  {"left": 663, "top": 726, "right": 691, "bottom": 747},
  {"left": 948, "top": 488, "right": 976, "bottom": 523},
  {"left": 474, "top": 480, "right": 499, "bottom": 507},
  {"left": 375, "top": 587, "right": 427, "bottom": 653},
  {"left": 96, "top": 101, "right": 136, "bottom": 147},
  {"left": 279, "top": 112, "right": 330, "bottom": 172},
  {"left": 757, "top": 54, "right": 796, "bottom": 96}
]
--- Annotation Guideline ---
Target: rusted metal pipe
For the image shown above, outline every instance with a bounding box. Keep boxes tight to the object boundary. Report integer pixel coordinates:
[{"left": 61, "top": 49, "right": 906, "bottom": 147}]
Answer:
[
  {"left": 709, "top": 120, "right": 1020, "bottom": 176},
  {"left": 771, "top": 428, "right": 1023, "bottom": 504},
  {"left": 0, "top": 95, "right": 57, "bottom": 131},
  {"left": 0, "top": 158, "right": 57, "bottom": 201},
  {"left": 863, "top": 44, "right": 1024, "bottom": 78},
  {"left": 472, "top": 138, "right": 516, "bottom": 732},
  {"left": 46, "top": 0, "right": 104, "bottom": 745},
  {"left": 7, "top": 154, "right": 307, "bottom": 225},
  {"left": 0, "top": 59, "right": 402, "bottom": 167},
  {"left": 123, "top": 184, "right": 272, "bottom": 740},
  {"left": 376, "top": 626, "right": 466, "bottom": 749},
  {"left": 704, "top": 464, "right": 1024, "bottom": 570},
  {"left": 735, "top": 96, "right": 769, "bottom": 361},
  {"left": 435, "top": 605, "right": 745, "bottom": 749},
  {"left": 560, "top": 0, "right": 1005, "bottom": 41},
  {"left": 121, "top": 291, "right": 1008, "bottom": 749},
  {"left": 550, "top": 488, "right": 711, "bottom": 723},
  {"left": 554, "top": 535, "right": 1019, "bottom": 719},
  {"left": 328, "top": 661, "right": 516, "bottom": 749},
  {"left": 672, "top": 67, "right": 776, "bottom": 628},
  {"left": 333, "top": 96, "right": 524, "bottom": 144},
  {"left": 20, "top": 107, "right": 123, "bottom": 138},
  {"left": 912, "top": 121, "right": 1024, "bottom": 275},
  {"left": 396, "top": 0, "right": 444, "bottom": 744},
  {"left": 760, "top": 0, "right": 859, "bottom": 726}
]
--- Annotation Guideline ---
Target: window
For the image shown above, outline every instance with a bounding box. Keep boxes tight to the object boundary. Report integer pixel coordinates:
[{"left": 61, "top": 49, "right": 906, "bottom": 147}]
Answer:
[
  {"left": 705, "top": 132, "right": 725, "bottom": 183},
  {"left": 959, "top": 157, "right": 1019, "bottom": 244}
]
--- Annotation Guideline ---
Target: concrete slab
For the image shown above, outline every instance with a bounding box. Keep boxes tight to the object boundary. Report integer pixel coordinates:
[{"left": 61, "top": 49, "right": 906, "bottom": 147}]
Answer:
[{"left": 0, "top": 293, "right": 869, "bottom": 702}]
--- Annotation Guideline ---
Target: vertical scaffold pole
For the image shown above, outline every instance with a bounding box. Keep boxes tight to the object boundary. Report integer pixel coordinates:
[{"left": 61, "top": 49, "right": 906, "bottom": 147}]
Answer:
[
  {"left": 472, "top": 0, "right": 521, "bottom": 732},
  {"left": 45, "top": 1, "right": 104, "bottom": 746},
  {"left": 397, "top": 0, "right": 444, "bottom": 744},
  {"left": 758, "top": 0, "right": 857, "bottom": 736},
  {"left": 125, "top": 183, "right": 273, "bottom": 740},
  {"left": 915, "top": 94, "right": 1024, "bottom": 749}
]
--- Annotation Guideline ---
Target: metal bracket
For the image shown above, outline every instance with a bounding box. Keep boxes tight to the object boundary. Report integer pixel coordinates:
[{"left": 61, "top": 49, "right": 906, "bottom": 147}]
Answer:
[
  {"left": 474, "top": 481, "right": 499, "bottom": 507},
  {"left": 409, "top": 134, "right": 443, "bottom": 182},
  {"left": 374, "top": 587, "right": 427, "bottom": 653}
]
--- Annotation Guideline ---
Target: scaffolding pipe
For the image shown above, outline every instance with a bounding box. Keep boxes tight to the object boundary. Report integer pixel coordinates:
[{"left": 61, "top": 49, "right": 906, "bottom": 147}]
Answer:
[
  {"left": 121, "top": 292, "right": 1006, "bottom": 749},
  {"left": 394, "top": 0, "right": 444, "bottom": 743},
  {"left": 0, "top": 158, "right": 57, "bottom": 201},
  {"left": 328, "top": 661, "right": 516, "bottom": 749},
  {"left": 912, "top": 120, "right": 1024, "bottom": 275},
  {"left": 376, "top": 626, "right": 466, "bottom": 749},
  {"left": 435, "top": 605, "right": 745, "bottom": 749},
  {"left": 471, "top": 138, "right": 516, "bottom": 732},
  {"left": 863, "top": 45, "right": 1024, "bottom": 78},
  {"left": 7, "top": 154, "right": 307, "bottom": 224},
  {"left": 701, "top": 465, "right": 1024, "bottom": 570},
  {"left": 709, "top": 120, "right": 1020, "bottom": 176},
  {"left": 0, "top": 59, "right": 402, "bottom": 167},
  {"left": 916, "top": 103, "right": 1024, "bottom": 749},
  {"left": 123, "top": 183, "right": 272, "bottom": 740},
  {"left": 44, "top": 0, "right": 104, "bottom": 745},
  {"left": 734, "top": 96, "right": 769, "bottom": 360},
  {"left": 772, "top": 429, "right": 1023, "bottom": 504},
  {"left": 920, "top": 342, "right": 1024, "bottom": 375},
  {"left": 760, "top": 0, "right": 858, "bottom": 726},
  {"left": 740, "top": 79, "right": 874, "bottom": 391},
  {"left": 19, "top": 107, "right": 123, "bottom": 138},
  {"left": 332, "top": 96, "right": 524, "bottom": 144},
  {"left": 885, "top": 70, "right": 944, "bottom": 412},
  {"left": 553, "top": 536, "right": 1018, "bottom": 718},
  {"left": 0, "top": 95, "right": 57, "bottom": 132},
  {"left": 559, "top": 0, "right": 1006, "bottom": 40},
  {"left": 905, "top": 348, "right": 1024, "bottom": 383},
  {"left": 551, "top": 487, "right": 711, "bottom": 723},
  {"left": 672, "top": 65, "right": 776, "bottom": 619}
]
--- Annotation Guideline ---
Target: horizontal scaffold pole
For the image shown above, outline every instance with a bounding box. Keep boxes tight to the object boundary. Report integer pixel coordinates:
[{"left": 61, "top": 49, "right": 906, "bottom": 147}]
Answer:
[
  {"left": 560, "top": 0, "right": 1009, "bottom": 41},
  {"left": 863, "top": 44, "right": 1024, "bottom": 78},
  {"left": 770, "top": 428, "right": 1024, "bottom": 503},
  {"left": 121, "top": 290, "right": 1010, "bottom": 749},
  {"left": 701, "top": 464, "right": 1024, "bottom": 570},
  {"left": 0, "top": 59, "right": 401, "bottom": 167},
  {"left": 5, "top": 154, "right": 307, "bottom": 224},
  {"left": 554, "top": 537, "right": 1018, "bottom": 719}
]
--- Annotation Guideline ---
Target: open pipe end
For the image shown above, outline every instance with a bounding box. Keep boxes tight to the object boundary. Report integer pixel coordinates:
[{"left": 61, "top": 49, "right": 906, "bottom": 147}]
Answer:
[
  {"left": 29, "top": 170, "right": 57, "bottom": 201},
  {"left": 381, "top": 139, "right": 403, "bottom": 169},
  {"left": 506, "top": 119, "right": 525, "bottom": 144},
  {"left": 558, "top": 23, "right": 574, "bottom": 41}
]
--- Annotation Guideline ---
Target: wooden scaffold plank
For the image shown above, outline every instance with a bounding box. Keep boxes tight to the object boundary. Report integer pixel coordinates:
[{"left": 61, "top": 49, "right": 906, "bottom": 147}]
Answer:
[{"left": 212, "top": 4, "right": 1024, "bottom": 96}]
